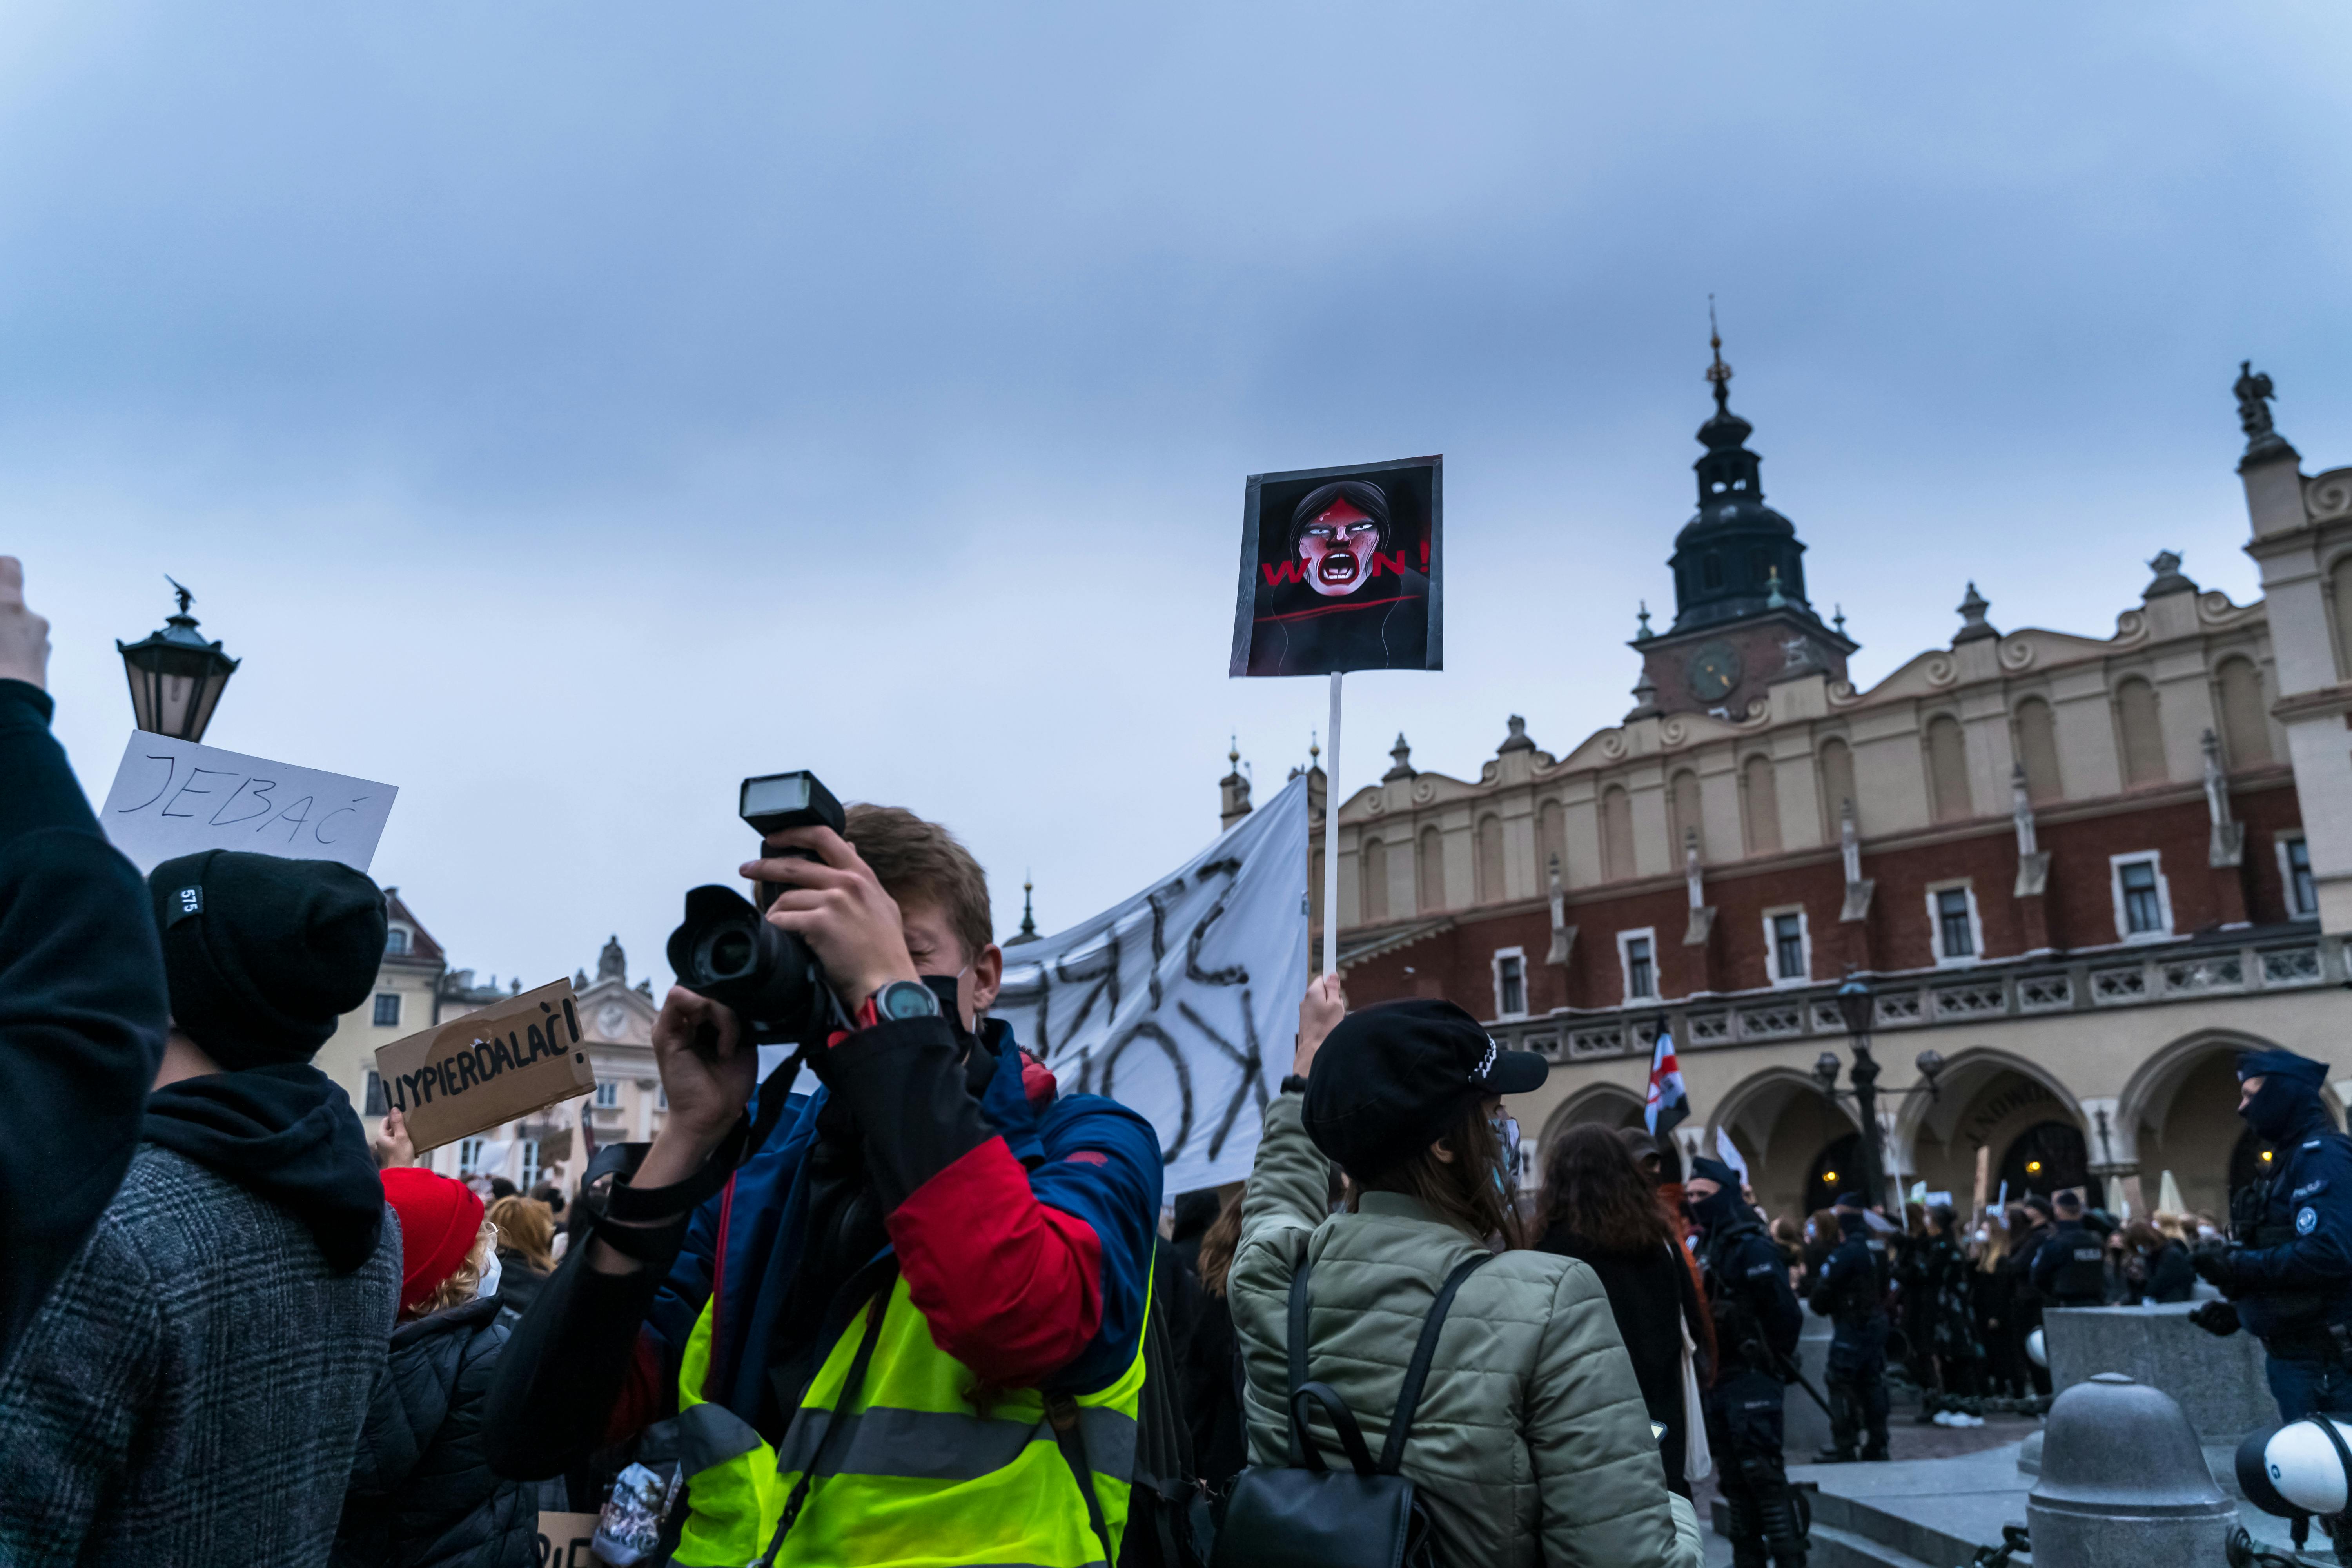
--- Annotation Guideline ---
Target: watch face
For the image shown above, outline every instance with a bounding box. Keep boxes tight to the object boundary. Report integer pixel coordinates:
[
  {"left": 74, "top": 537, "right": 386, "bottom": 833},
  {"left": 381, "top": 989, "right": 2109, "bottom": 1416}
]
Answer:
[
  {"left": 1687, "top": 640, "right": 1743, "bottom": 702},
  {"left": 597, "top": 1002, "right": 629, "bottom": 1038},
  {"left": 879, "top": 981, "right": 942, "bottom": 1020}
]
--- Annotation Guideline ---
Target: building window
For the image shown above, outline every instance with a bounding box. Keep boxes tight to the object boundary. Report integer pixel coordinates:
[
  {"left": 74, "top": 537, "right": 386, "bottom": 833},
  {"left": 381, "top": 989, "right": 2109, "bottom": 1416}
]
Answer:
[
  {"left": 519, "top": 1139, "right": 541, "bottom": 1188},
  {"left": 1768, "top": 910, "right": 1809, "bottom": 985},
  {"left": 1619, "top": 929, "right": 1657, "bottom": 1002},
  {"left": 364, "top": 1070, "right": 387, "bottom": 1118},
  {"left": 2283, "top": 836, "right": 2317, "bottom": 918},
  {"left": 458, "top": 1137, "right": 485, "bottom": 1173},
  {"left": 1492, "top": 948, "right": 1527, "bottom": 1019},
  {"left": 2109, "top": 853, "right": 2174, "bottom": 941},
  {"left": 1929, "top": 884, "right": 1980, "bottom": 964},
  {"left": 657, "top": 1083, "right": 669, "bottom": 1111},
  {"left": 372, "top": 993, "right": 401, "bottom": 1028},
  {"left": 385, "top": 926, "right": 410, "bottom": 956},
  {"left": 594, "top": 1079, "right": 620, "bottom": 1109}
]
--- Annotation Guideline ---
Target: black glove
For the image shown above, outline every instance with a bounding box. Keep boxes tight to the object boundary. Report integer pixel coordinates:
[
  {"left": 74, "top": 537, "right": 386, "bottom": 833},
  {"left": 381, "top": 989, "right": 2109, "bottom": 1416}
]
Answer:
[
  {"left": 2187, "top": 1300, "right": 2241, "bottom": 1338},
  {"left": 2192, "top": 1249, "right": 2234, "bottom": 1288}
]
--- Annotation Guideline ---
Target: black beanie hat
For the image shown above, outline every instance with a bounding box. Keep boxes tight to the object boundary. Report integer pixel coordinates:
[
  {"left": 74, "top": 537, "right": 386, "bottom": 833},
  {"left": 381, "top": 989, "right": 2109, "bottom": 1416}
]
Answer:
[
  {"left": 149, "top": 850, "right": 388, "bottom": 1070},
  {"left": 1303, "top": 998, "right": 1546, "bottom": 1179}
]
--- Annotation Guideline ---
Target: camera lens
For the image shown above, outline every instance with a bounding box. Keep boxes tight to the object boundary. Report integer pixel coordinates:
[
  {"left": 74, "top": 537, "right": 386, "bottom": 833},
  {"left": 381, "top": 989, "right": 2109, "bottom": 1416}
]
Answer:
[
  {"left": 700, "top": 925, "right": 756, "bottom": 980},
  {"left": 669, "top": 884, "right": 832, "bottom": 1045}
]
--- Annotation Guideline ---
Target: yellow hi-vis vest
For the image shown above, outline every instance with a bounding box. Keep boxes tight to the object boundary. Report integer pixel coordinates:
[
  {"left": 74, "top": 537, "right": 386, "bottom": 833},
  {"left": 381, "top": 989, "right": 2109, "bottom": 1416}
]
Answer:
[{"left": 669, "top": 1271, "right": 1146, "bottom": 1568}]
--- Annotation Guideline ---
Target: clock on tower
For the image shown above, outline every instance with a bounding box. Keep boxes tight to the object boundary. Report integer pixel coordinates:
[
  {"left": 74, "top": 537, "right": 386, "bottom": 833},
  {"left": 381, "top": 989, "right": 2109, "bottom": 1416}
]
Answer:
[{"left": 1686, "top": 639, "right": 1742, "bottom": 702}]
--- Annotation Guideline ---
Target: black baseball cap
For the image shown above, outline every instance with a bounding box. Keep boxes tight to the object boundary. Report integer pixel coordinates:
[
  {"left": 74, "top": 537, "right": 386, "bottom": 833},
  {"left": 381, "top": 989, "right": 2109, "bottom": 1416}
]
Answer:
[{"left": 1302, "top": 998, "right": 1546, "bottom": 1179}]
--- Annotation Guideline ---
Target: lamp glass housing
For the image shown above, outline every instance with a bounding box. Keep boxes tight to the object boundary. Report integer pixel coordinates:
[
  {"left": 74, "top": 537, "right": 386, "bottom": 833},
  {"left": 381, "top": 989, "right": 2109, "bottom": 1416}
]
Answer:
[{"left": 117, "top": 599, "right": 238, "bottom": 743}]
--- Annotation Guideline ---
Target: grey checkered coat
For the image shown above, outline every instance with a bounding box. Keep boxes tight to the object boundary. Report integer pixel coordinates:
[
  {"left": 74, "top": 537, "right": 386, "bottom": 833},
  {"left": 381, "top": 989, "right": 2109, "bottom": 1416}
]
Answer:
[{"left": 0, "top": 1142, "right": 401, "bottom": 1566}]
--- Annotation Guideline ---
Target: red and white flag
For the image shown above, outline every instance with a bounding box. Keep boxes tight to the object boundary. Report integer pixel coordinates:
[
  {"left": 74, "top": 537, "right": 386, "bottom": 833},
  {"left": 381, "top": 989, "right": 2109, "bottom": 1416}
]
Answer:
[{"left": 1645, "top": 1029, "right": 1689, "bottom": 1138}]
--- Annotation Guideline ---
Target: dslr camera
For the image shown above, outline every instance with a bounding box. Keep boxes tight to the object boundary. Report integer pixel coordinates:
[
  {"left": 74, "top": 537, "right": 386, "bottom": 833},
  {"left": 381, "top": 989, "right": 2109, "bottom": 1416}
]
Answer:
[{"left": 666, "top": 771, "right": 853, "bottom": 1047}]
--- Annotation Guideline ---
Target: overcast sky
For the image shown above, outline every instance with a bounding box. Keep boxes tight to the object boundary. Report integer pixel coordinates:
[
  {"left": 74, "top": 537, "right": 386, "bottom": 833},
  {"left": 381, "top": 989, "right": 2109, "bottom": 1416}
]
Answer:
[{"left": 9, "top": 2, "right": 2348, "bottom": 994}]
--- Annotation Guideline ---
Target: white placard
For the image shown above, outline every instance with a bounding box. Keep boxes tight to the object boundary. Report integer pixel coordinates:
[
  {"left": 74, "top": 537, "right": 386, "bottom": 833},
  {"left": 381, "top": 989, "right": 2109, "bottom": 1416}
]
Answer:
[
  {"left": 992, "top": 775, "right": 1310, "bottom": 1198},
  {"left": 97, "top": 732, "right": 398, "bottom": 874}
]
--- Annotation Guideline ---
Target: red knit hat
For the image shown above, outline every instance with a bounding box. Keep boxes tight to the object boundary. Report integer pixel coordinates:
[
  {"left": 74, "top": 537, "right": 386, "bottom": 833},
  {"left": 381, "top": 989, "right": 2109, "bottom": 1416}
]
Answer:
[{"left": 382, "top": 1167, "right": 486, "bottom": 1314}]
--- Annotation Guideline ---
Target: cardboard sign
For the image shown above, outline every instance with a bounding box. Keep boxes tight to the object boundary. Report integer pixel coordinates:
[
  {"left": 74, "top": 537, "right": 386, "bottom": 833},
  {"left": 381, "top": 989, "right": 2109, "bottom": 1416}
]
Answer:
[
  {"left": 1229, "top": 455, "right": 1443, "bottom": 678},
  {"left": 98, "top": 732, "right": 398, "bottom": 874},
  {"left": 535, "top": 1512, "right": 603, "bottom": 1568},
  {"left": 375, "top": 980, "right": 594, "bottom": 1154}
]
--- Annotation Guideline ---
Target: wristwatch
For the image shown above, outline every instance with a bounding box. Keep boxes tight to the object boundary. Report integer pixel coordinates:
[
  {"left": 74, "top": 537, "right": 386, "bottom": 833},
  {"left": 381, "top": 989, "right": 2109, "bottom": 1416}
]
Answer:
[{"left": 869, "top": 979, "right": 944, "bottom": 1022}]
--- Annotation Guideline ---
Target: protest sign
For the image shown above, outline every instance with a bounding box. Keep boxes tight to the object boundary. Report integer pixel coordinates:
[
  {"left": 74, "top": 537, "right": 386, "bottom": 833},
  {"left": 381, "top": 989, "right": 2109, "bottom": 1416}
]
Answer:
[
  {"left": 375, "top": 979, "right": 594, "bottom": 1155},
  {"left": 97, "top": 732, "right": 397, "bottom": 874},
  {"left": 534, "top": 1512, "right": 602, "bottom": 1568},
  {"left": 1229, "top": 456, "right": 1443, "bottom": 679},
  {"left": 994, "top": 775, "right": 1309, "bottom": 1197}
]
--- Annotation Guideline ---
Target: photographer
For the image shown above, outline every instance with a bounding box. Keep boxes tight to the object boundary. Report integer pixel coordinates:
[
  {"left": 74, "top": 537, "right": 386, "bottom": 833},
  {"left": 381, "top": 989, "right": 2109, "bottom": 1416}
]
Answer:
[{"left": 485, "top": 806, "right": 1163, "bottom": 1568}]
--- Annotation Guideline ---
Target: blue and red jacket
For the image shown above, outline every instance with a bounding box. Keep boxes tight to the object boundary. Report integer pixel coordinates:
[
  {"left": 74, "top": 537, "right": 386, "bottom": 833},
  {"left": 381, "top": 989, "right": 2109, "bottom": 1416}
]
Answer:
[{"left": 484, "top": 1013, "right": 1163, "bottom": 1474}]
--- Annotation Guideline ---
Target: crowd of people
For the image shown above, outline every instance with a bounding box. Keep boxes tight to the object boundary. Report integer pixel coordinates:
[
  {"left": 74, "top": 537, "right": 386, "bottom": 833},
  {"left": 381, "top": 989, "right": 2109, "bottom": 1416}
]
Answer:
[{"left": 0, "top": 549, "right": 2344, "bottom": 1568}]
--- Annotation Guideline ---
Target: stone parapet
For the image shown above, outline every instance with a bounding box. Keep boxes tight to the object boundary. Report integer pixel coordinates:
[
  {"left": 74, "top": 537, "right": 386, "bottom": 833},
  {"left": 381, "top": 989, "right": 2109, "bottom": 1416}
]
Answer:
[{"left": 2043, "top": 1302, "right": 2271, "bottom": 1442}]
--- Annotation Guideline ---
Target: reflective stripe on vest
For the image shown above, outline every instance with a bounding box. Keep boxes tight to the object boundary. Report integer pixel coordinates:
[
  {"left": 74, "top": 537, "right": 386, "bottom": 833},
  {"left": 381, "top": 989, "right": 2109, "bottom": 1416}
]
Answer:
[
  {"left": 671, "top": 1296, "right": 791, "bottom": 1566},
  {"left": 670, "top": 1271, "right": 1147, "bottom": 1568}
]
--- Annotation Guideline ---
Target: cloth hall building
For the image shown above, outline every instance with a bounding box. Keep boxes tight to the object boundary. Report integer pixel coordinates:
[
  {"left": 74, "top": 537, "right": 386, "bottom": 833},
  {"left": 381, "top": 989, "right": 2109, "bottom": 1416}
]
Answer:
[{"left": 1233, "top": 356, "right": 2352, "bottom": 1224}]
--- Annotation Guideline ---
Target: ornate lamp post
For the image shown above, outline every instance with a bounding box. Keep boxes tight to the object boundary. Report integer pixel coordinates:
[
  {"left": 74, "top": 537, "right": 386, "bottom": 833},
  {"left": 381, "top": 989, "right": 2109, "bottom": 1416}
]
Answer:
[
  {"left": 1811, "top": 974, "right": 1943, "bottom": 1211},
  {"left": 117, "top": 579, "right": 239, "bottom": 742}
]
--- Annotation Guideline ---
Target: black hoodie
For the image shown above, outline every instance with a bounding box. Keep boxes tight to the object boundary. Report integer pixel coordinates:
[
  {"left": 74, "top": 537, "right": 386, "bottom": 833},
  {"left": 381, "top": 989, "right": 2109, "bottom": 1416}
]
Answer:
[
  {"left": 0, "top": 678, "right": 171, "bottom": 1360},
  {"left": 143, "top": 1062, "right": 386, "bottom": 1272}
]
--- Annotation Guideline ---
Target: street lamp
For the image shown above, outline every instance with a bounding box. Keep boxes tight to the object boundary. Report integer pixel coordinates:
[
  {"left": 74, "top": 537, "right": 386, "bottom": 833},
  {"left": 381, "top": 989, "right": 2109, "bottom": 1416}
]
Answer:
[
  {"left": 1809, "top": 974, "right": 1944, "bottom": 1212},
  {"left": 117, "top": 578, "right": 239, "bottom": 742}
]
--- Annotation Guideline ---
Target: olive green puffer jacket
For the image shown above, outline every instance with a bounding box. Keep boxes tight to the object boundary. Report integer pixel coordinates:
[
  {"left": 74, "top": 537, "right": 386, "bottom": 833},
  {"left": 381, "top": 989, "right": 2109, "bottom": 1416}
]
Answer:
[{"left": 1229, "top": 1091, "right": 1702, "bottom": 1568}]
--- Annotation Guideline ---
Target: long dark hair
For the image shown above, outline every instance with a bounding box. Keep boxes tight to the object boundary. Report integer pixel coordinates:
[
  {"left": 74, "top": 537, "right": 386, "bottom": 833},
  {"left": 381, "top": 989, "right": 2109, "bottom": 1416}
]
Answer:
[
  {"left": 1535, "top": 1122, "right": 1674, "bottom": 1254},
  {"left": 1196, "top": 1186, "right": 1245, "bottom": 1299},
  {"left": 1352, "top": 1097, "right": 1523, "bottom": 1249}
]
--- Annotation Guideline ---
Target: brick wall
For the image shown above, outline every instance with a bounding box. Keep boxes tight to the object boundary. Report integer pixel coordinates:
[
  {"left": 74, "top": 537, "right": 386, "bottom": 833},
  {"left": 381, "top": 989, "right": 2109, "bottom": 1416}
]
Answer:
[{"left": 1340, "top": 777, "right": 2304, "bottom": 1021}]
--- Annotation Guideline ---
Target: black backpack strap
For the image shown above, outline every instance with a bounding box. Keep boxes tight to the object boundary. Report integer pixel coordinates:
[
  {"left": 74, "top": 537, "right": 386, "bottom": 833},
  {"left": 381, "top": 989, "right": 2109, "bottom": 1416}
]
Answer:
[
  {"left": 1290, "top": 1381, "right": 1379, "bottom": 1476},
  {"left": 1285, "top": 1249, "right": 1315, "bottom": 1466},
  {"left": 753, "top": 1257, "right": 898, "bottom": 1567},
  {"left": 1377, "top": 1253, "right": 1492, "bottom": 1476},
  {"left": 1045, "top": 1393, "right": 1116, "bottom": 1565}
]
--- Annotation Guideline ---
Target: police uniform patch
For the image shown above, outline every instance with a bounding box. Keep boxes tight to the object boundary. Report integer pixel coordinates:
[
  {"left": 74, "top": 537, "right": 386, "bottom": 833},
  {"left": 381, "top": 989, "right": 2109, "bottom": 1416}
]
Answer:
[{"left": 2298, "top": 1206, "right": 2319, "bottom": 1236}]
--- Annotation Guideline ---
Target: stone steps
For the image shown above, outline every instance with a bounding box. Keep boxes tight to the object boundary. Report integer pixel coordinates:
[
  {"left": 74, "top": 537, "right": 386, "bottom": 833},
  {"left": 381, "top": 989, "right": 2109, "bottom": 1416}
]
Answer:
[{"left": 1709, "top": 1484, "right": 2028, "bottom": 1568}]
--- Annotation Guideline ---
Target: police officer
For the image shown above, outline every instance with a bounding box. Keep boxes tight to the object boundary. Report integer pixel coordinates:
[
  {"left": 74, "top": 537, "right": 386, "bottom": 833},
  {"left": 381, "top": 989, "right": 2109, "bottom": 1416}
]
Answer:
[
  {"left": 2030, "top": 1189, "right": 2109, "bottom": 1308},
  {"left": 1690, "top": 1155, "right": 1808, "bottom": 1568},
  {"left": 2192, "top": 1049, "right": 2352, "bottom": 1426},
  {"left": 1808, "top": 1192, "right": 1891, "bottom": 1463}
]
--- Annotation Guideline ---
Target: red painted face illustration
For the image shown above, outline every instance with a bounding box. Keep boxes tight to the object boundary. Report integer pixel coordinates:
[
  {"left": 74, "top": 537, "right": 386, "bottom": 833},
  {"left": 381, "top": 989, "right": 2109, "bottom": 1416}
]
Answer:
[{"left": 1296, "top": 497, "right": 1380, "bottom": 598}]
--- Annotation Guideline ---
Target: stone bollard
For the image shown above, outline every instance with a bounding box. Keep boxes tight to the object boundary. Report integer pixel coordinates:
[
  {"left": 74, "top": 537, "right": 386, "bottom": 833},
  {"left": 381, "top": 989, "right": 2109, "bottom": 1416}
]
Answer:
[{"left": 2028, "top": 1372, "right": 2236, "bottom": 1568}]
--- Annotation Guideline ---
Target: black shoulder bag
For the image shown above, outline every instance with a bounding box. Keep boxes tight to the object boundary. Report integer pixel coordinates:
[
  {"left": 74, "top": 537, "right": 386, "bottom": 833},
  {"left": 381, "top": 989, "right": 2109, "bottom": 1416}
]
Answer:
[{"left": 1209, "top": 1250, "right": 1490, "bottom": 1568}]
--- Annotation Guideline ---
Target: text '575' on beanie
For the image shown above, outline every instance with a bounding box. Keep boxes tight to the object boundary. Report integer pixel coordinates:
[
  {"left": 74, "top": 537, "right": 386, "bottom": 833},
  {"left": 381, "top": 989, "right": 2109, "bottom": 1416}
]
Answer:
[
  {"left": 382, "top": 1167, "right": 485, "bottom": 1314},
  {"left": 1303, "top": 997, "right": 1546, "bottom": 1180},
  {"left": 148, "top": 849, "right": 388, "bottom": 1072}
]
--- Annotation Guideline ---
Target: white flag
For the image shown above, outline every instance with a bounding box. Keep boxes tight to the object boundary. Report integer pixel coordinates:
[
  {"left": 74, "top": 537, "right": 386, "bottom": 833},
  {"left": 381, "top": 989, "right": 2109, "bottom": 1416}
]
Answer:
[{"left": 994, "top": 777, "right": 1310, "bottom": 1197}]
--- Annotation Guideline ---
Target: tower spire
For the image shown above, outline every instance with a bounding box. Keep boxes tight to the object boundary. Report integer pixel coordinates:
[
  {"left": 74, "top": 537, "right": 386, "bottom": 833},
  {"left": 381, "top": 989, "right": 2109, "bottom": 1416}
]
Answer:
[
  {"left": 1706, "top": 296, "right": 1733, "bottom": 415},
  {"left": 1009, "top": 872, "right": 1039, "bottom": 945}
]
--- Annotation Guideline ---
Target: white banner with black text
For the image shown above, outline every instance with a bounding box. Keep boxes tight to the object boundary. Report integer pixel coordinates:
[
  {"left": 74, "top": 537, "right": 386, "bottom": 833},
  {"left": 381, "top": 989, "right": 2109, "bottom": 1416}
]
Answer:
[{"left": 994, "top": 775, "right": 1310, "bottom": 1199}]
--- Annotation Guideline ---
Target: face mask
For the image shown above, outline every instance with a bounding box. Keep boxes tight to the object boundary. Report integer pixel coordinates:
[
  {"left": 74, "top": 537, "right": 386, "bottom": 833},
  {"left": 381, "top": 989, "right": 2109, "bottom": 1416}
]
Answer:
[
  {"left": 2242, "top": 1074, "right": 2310, "bottom": 1143},
  {"left": 475, "top": 1246, "right": 503, "bottom": 1302},
  {"left": 1489, "top": 1112, "right": 1521, "bottom": 1197}
]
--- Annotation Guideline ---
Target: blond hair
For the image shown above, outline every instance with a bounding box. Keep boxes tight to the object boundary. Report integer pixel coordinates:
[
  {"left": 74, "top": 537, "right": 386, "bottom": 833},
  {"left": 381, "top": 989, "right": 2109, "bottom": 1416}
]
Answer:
[
  {"left": 403, "top": 1218, "right": 497, "bottom": 1322},
  {"left": 487, "top": 1196, "right": 555, "bottom": 1272}
]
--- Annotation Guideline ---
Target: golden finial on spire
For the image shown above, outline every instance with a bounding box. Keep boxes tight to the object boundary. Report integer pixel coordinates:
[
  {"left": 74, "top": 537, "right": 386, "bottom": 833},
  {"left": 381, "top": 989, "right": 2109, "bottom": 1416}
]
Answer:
[
  {"left": 1229, "top": 733, "right": 1240, "bottom": 769},
  {"left": 1309, "top": 730, "right": 1321, "bottom": 769}
]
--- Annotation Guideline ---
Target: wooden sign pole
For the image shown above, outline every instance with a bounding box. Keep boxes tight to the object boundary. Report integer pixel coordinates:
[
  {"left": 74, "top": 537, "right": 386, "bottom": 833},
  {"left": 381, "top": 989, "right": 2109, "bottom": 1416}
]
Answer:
[{"left": 1323, "top": 670, "right": 1342, "bottom": 980}]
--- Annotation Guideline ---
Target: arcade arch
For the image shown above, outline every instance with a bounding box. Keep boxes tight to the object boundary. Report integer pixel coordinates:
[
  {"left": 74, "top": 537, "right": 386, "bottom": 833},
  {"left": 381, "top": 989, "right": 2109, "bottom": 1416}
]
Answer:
[
  {"left": 1704, "top": 1068, "right": 1862, "bottom": 1222},
  {"left": 2118, "top": 1028, "right": 2342, "bottom": 1219},
  {"left": 1894, "top": 1047, "right": 2084, "bottom": 1214},
  {"left": 1537, "top": 1082, "right": 1647, "bottom": 1156}
]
